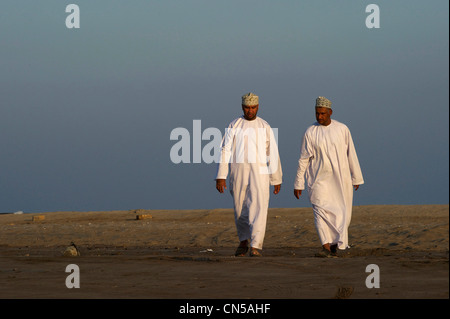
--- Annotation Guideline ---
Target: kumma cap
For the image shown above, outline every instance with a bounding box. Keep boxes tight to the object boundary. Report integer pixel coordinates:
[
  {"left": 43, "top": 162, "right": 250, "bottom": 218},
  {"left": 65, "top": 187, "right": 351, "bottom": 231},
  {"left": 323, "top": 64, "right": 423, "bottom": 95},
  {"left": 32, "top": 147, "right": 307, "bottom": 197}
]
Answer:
[
  {"left": 315, "top": 96, "right": 332, "bottom": 109},
  {"left": 242, "top": 92, "right": 259, "bottom": 106}
]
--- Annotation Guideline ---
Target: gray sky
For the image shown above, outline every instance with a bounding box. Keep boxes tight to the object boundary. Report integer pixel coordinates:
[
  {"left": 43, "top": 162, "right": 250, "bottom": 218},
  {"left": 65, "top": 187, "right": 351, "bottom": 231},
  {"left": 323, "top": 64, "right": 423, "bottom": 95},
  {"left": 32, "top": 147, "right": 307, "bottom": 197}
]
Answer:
[{"left": 0, "top": 1, "right": 448, "bottom": 213}]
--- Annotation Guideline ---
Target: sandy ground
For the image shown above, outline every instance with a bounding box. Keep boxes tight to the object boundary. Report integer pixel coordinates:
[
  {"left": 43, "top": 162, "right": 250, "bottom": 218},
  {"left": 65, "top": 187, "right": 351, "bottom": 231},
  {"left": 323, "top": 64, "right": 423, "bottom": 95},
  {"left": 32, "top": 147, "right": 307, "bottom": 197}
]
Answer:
[{"left": 0, "top": 205, "right": 448, "bottom": 301}]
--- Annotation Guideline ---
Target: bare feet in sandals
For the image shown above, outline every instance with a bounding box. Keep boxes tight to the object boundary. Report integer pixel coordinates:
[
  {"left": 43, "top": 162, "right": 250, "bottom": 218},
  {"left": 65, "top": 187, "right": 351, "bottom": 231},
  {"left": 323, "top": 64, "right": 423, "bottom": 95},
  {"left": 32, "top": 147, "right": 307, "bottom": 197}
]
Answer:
[
  {"left": 250, "top": 248, "right": 262, "bottom": 257},
  {"left": 235, "top": 240, "right": 249, "bottom": 257}
]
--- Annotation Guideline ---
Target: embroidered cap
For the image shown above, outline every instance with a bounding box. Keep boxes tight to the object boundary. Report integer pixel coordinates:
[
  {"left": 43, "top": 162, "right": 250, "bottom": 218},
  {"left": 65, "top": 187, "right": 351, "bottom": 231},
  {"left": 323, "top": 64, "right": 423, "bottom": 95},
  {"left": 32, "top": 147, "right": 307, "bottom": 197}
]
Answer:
[
  {"left": 315, "top": 96, "right": 332, "bottom": 109},
  {"left": 242, "top": 92, "right": 259, "bottom": 106}
]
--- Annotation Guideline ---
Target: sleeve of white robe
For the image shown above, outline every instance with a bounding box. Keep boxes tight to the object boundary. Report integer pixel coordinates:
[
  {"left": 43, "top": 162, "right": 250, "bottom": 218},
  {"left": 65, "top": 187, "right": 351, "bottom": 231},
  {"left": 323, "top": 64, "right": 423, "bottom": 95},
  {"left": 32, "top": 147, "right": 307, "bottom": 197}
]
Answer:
[
  {"left": 294, "top": 131, "right": 313, "bottom": 190},
  {"left": 346, "top": 129, "right": 364, "bottom": 186},
  {"left": 215, "top": 123, "right": 235, "bottom": 180},
  {"left": 267, "top": 126, "right": 282, "bottom": 185}
]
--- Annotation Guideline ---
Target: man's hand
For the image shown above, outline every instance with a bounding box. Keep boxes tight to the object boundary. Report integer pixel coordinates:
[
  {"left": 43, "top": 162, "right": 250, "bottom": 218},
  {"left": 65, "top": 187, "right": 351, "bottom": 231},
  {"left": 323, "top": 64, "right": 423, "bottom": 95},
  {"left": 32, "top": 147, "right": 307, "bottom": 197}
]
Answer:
[
  {"left": 216, "top": 179, "right": 227, "bottom": 193},
  {"left": 294, "top": 189, "right": 302, "bottom": 199},
  {"left": 273, "top": 184, "right": 281, "bottom": 195},
  {"left": 354, "top": 185, "right": 360, "bottom": 191}
]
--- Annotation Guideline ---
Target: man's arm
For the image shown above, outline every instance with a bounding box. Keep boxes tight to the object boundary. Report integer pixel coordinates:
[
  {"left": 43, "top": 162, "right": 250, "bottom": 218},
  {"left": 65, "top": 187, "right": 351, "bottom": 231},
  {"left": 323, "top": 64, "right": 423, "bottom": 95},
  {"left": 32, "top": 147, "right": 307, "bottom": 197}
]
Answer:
[
  {"left": 346, "top": 128, "right": 364, "bottom": 186},
  {"left": 293, "top": 133, "right": 312, "bottom": 199},
  {"left": 215, "top": 123, "right": 235, "bottom": 193},
  {"left": 266, "top": 125, "right": 282, "bottom": 194}
]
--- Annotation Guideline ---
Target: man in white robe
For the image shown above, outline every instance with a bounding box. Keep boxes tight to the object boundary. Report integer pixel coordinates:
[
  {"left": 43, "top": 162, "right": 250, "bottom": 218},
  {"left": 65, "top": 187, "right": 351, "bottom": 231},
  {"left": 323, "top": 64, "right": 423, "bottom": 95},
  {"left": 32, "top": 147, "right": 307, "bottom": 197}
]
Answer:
[
  {"left": 294, "top": 96, "right": 364, "bottom": 257},
  {"left": 216, "top": 93, "right": 282, "bottom": 257}
]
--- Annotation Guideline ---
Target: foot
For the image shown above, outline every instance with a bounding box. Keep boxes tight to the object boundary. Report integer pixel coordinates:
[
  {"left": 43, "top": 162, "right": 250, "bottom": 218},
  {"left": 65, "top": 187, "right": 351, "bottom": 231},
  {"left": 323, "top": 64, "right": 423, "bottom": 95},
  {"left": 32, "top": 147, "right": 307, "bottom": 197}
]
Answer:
[
  {"left": 234, "top": 240, "right": 249, "bottom": 257},
  {"left": 315, "top": 247, "right": 338, "bottom": 258},
  {"left": 335, "top": 247, "right": 351, "bottom": 258},
  {"left": 250, "top": 247, "right": 262, "bottom": 257},
  {"left": 330, "top": 244, "right": 338, "bottom": 254}
]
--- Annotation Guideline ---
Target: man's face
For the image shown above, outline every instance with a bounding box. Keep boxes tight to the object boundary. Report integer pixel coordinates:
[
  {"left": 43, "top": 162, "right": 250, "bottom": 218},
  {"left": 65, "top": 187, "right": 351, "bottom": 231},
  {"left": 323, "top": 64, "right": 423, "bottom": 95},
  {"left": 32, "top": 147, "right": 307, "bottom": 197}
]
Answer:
[
  {"left": 315, "top": 107, "right": 332, "bottom": 126},
  {"left": 242, "top": 104, "right": 259, "bottom": 121}
]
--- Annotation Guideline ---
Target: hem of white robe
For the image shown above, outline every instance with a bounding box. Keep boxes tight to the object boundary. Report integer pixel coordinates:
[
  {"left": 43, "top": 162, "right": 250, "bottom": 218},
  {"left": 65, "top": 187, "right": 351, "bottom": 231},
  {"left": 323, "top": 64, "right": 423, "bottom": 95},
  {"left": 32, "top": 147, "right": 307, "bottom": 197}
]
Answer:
[
  {"left": 236, "top": 236, "right": 264, "bottom": 250},
  {"left": 313, "top": 206, "right": 349, "bottom": 250},
  {"left": 236, "top": 226, "right": 265, "bottom": 250}
]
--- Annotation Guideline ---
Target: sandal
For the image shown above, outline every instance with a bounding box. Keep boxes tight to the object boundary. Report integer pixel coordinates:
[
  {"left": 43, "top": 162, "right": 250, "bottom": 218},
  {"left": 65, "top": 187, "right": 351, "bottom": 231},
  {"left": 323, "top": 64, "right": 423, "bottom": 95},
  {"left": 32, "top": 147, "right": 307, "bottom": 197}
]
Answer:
[
  {"left": 250, "top": 248, "right": 262, "bottom": 257},
  {"left": 315, "top": 248, "right": 337, "bottom": 258},
  {"left": 235, "top": 246, "right": 249, "bottom": 257}
]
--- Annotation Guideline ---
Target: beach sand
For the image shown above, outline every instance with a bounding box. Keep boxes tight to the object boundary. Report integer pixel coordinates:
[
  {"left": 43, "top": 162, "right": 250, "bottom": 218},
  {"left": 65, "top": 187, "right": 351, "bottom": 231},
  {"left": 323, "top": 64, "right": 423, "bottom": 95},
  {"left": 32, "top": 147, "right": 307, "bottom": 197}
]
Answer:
[{"left": 0, "top": 205, "right": 448, "bottom": 299}]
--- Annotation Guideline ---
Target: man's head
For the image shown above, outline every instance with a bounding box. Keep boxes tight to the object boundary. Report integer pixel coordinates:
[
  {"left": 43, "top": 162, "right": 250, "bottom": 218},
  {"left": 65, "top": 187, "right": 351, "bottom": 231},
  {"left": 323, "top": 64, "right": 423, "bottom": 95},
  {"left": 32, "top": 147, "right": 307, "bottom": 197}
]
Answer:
[
  {"left": 242, "top": 92, "right": 259, "bottom": 121},
  {"left": 315, "top": 96, "right": 332, "bottom": 126}
]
